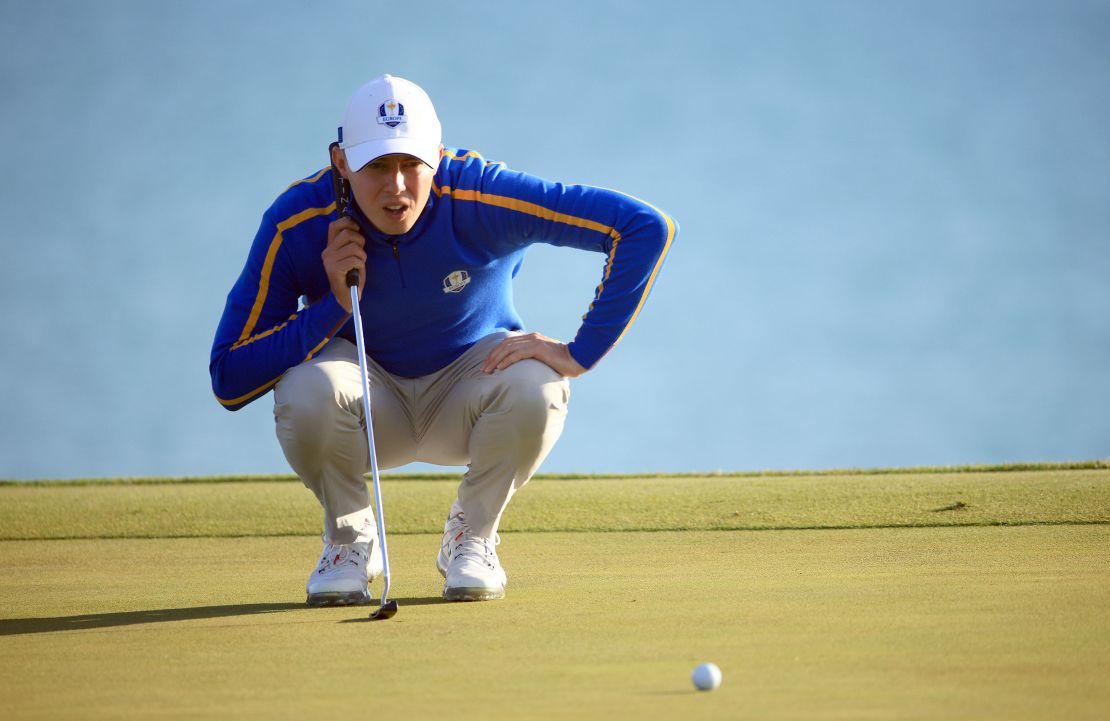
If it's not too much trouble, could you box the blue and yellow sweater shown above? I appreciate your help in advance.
[210,147,677,410]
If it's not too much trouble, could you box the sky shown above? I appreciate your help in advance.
[1,0,1108,479]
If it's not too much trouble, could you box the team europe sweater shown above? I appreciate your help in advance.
[210,147,678,411]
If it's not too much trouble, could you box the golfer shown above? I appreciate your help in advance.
[210,74,677,606]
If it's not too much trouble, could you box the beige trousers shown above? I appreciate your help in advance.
[273,332,570,543]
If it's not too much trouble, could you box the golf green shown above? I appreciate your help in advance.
[1,467,1107,720]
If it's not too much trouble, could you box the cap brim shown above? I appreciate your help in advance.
[343,138,440,172]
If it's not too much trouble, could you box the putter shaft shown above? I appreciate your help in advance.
[348,281,394,615]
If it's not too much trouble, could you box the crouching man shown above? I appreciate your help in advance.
[210,74,678,605]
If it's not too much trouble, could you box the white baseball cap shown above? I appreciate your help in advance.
[338,74,442,171]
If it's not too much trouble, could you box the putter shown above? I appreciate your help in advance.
[331,144,399,620]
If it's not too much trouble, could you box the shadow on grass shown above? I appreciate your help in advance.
[0,602,305,635]
[0,596,442,635]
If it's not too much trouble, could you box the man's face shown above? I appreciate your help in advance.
[342,152,434,235]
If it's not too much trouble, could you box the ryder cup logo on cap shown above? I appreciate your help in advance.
[339,74,442,172]
[377,100,405,128]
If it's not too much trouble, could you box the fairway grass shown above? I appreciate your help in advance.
[1,468,1108,720]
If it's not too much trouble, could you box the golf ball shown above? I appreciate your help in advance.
[692,662,722,691]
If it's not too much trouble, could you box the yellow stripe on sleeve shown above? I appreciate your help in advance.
[442,149,484,162]
[216,314,350,408]
[609,199,677,348]
[285,167,329,191]
[235,203,336,345]
[215,377,283,408]
[431,183,623,319]
[433,185,621,243]
[431,180,674,363]
[231,313,298,351]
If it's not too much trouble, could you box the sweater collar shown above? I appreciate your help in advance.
[350,190,436,246]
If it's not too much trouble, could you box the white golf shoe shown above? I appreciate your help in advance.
[437,512,506,601]
[306,537,384,607]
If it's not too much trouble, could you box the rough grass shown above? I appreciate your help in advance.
[2,459,1106,485]
[0,467,1107,540]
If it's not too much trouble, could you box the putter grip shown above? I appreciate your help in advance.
[345,268,359,287]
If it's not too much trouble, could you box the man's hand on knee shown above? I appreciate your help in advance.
[482,333,587,378]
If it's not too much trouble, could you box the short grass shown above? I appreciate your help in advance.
[1,466,1108,720]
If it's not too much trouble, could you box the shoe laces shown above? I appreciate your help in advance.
[316,543,366,574]
[450,530,501,570]
[441,510,466,556]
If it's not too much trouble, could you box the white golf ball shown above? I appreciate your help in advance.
[691,662,722,691]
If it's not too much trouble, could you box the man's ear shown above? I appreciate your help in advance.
[330,144,350,179]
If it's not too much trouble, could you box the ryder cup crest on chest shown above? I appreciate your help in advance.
[443,270,471,293]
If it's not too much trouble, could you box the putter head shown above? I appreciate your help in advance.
[369,599,399,620]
